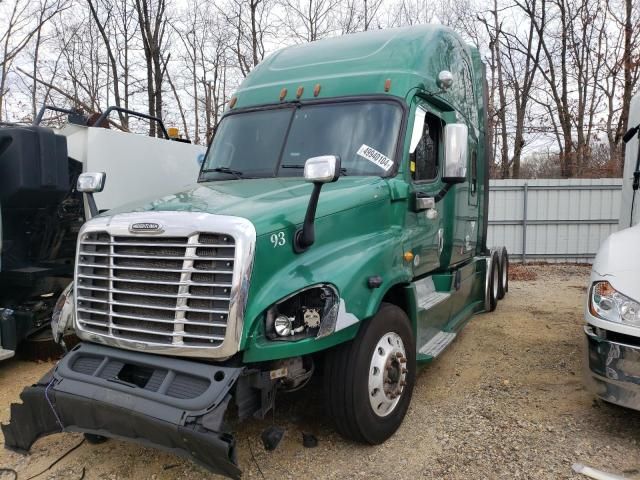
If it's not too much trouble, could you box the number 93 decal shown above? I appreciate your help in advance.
[270,231,286,248]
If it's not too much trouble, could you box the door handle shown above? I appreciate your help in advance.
[415,192,438,219]
[438,228,444,255]
[415,193,435,211]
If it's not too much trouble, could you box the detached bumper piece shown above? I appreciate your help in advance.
[585,325,640,411]
[2,342,244,479]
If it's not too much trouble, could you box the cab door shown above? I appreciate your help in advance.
[404,104,445,277]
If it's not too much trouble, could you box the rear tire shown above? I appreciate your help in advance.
[324,303,415,444]
[487,250,500,312]
[497,247,509,300]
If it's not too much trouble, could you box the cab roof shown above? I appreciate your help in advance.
[232,24,483,123]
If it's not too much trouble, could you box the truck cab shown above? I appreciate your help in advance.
[3,26,508,479]
[584,92,640,409]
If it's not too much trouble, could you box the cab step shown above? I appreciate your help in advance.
[0,349,15,361]
[415,277,451,310]
[418,331,456,358]
[418,291,450,310]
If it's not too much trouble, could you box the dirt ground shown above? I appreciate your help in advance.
[2,264,640,480]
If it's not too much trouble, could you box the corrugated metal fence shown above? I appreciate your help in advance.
[487,179,623,263]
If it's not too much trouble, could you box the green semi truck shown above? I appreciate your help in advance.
[4,25,508,478]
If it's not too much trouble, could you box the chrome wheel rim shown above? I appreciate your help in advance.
[368,332,407,417]
[493,261,499,299]
[502,257,508,289]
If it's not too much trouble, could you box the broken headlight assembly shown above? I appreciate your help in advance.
[51,282,75,349]
[590,281,640,327]
[265,284,339,341]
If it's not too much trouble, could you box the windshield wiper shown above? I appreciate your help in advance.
[281,164,348,176]
[201,166,244,179]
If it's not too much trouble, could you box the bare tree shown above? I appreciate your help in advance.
[222,0,273,77]
[134,0,169,136]
[86,0,128,125]
[502,0,544,178]
[0,0,67,121]
[280,0,341,43]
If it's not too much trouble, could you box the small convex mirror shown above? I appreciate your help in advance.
[443,123,468,183]
[437,70,454,90]
[304,155,341,183]
[77,172,106,193]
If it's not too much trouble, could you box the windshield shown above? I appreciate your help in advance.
[200,101,403,180]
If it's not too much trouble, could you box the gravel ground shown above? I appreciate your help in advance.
[2,264,640,480]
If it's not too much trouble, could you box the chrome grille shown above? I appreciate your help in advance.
[76,231,236,348]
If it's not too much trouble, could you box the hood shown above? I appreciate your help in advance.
[592,224,640,301]
[103,176,390,236]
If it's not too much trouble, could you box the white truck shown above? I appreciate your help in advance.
[0,106,204,360]
[584,92,640,409]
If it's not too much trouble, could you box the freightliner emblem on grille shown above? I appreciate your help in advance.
[129,222,163,233]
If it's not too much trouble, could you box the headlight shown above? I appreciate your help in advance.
[265,285,339,341]
[590,281,640,326]
[51,282,75,347]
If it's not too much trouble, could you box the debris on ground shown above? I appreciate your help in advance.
[572,463,627,480]
[260,426,284,451]
[2,265,640,479]
[509,263,538,281]
[302,433,318,448]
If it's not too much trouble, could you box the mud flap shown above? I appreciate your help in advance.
[2,343,245,479]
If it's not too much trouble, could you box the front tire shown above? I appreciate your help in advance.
[324,303,416,444]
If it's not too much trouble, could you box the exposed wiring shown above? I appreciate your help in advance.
[25,438,85,480]
[44,378,64,431]
[280,361,315,393]
[247,437,266,480]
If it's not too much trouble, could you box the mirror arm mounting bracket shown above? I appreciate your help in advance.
[294,182,323,253]
[84,192,99,218]
[433,183,453,203]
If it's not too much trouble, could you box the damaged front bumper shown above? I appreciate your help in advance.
[2,342,255,479]
[584,324,640,410]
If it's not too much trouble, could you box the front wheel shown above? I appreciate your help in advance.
[324,303,416,444]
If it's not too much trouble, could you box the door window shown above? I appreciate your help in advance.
[411,113,441,182]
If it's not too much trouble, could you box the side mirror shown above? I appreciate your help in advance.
[77,172,106,219]
[77,172,106,193]
[294,155,341,253]
[443,124,468,184]
[304,155,341,183]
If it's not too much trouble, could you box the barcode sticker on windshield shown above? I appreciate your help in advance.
[357,144,393,172]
